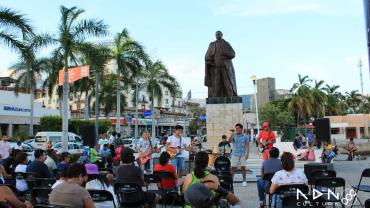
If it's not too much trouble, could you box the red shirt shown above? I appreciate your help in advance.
[153,163,177,188]
[258,130,276,149]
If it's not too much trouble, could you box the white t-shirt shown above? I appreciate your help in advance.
[98,138,109,151]
[15,164,28,191]
[52,179,65,189]
[108,135,115,145]
[86,179,117,208]
[0,140,10,159]
[271,169,308,186]
[167,135,190,158]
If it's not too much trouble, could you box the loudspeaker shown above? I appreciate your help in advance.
[79,125,96,147]
[314,118,331,142]
[304,163,334,184]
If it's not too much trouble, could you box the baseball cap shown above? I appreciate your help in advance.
[184,183,213,208]
[85,163,99,175]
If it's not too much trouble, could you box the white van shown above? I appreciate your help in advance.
[34,131,82,150]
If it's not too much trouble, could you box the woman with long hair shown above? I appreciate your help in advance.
[153,151,177,189]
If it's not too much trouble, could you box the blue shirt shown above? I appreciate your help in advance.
[26,160,52,178]
[306,133,314,144]
[57,163,69,171]
[99,148,111,156]
[231,133,250,157]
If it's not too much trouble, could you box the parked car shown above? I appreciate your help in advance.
[52,142,84,154]
[34,132,82,150]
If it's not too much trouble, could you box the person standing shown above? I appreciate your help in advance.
[99,144,113,169]
[0,133,10,160]
[98,133,109,152]
[165,125,192,178]
[229,123,250,187]
[257,122,276,161]
[138,131,153,173]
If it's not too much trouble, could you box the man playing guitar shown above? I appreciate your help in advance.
[257,122,276,160]
[138,131,159,173]
[165,125,192,178]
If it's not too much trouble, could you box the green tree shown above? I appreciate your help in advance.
[46,6,109,151]
[0,7,33,51]
[323,84,341,116]
[345,90,362,114]
[111,28,147,133]
[310,80,327,118]
[143,60,179,139]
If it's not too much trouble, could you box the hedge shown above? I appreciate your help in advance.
[39,116,112,135]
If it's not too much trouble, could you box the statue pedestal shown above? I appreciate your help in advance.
[205,97,243,148]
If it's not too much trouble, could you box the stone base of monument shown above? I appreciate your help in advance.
[205,96,243,149]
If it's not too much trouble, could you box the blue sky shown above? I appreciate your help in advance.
[1,0,369,98]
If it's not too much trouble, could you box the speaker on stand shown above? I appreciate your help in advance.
[314,118,331,143]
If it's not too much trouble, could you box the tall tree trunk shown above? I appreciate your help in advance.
[151,90,156,140]
[29,81,34,137]
[84,90,89,120]
[116,71,121,133]
[62,59,69,152]
[95,71,100,145]
[134,79,139,139]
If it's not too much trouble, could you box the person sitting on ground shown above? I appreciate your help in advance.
[49,163,96,208]
[153,151,177,189]
[99,144,112,169]
[182,151,242,208]
[292,134,302,151]
[0,186,33,208]
[52,168,68,189]
[26,149,52,178]
[269,152,308,208]
[321,144,335,164]
[45,149,58,174]
[15,152,29,192]
[257,147,282,208]
[346,138,357,161]
[57,152,71,171]
[85,163,117,208]
[115,147,161,208]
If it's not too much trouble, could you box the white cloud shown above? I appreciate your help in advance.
[213,0,361,17]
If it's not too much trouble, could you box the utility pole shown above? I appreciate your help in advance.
[358,59,364,95]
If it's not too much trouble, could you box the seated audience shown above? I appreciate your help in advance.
[269,152,308,208]
[346,138,357,161]
[116,147,160,208]
[0,186,33,208]
[52,168,68,189]
[321,144,335,163]
[45,149,58,173]
[257,147,281,207]
[15,152,29,191]
[0,162,12,184]
[292,134,302,151]
[1,149,21,174]
[99,144,112,169]
[57,152,71,171]
[85,163,117,208]
[182,151,242,208]
[26,149,52,178]
[49,163,95,208]
[153,151,177,189]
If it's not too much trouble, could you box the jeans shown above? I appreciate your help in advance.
[257,178,270,201]
[101,156,112,169]
[170,157,185,172]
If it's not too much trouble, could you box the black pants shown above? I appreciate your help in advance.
[101,156,113,169]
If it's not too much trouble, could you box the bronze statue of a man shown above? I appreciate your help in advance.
[205,31,237,98]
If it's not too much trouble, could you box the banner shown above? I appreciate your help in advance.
[58,65,90,86]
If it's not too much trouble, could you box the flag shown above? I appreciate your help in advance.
[58,65,90,86]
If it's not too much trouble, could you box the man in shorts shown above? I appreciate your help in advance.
[229,123,250,187]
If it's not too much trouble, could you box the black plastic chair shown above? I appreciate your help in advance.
[309,169,336,187]
[315,177,345,207]
[154,171,179,208]
[144,174,161,191]
[31,187,52,205]
[214,156,231,172]
[365,198,370,208]
[261,172,275,208]
[214,172,234,193]
[351,168,370,208]
[282,195,326,208]
[114,182,146,208]
[25,172,40,190]
[88,189,117,208]
[272,184,309,208]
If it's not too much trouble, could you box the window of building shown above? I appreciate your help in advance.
[165,99,169,104]
[178,101,181,107]
[165,91,169,96]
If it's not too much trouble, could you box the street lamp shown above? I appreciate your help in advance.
[183,101,187,137]
[251,75,260,136]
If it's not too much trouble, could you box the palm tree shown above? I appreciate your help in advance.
[288,74,313,126]
[45,6,109,151]
[0,7,33,51]
[111,29,147,133]
[323,84,341,116]
[143,60,179,139]
[360,96,370,114]
[345,90,361,114]
[310,80,327,118]
[9,35,50,136]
